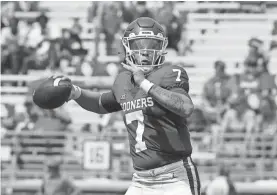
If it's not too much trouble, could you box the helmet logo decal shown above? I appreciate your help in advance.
[129,33,136,37]
[139,31,154,36]
[157,33,164,37]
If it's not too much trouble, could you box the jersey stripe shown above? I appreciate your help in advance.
[183,158,195,195]
[183,157,201,195]
[189,157,201,195]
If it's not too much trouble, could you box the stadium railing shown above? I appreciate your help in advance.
[2,179,277,195]
[188,13,277,21]
[1,130,277,194]
[1,131,276,180]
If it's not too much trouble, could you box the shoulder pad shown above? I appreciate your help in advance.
[160,65,189,92]
[113,71,131,89]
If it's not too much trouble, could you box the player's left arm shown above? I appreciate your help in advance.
[148,85,194,117]
[122,59,194,117]
[147,67,194,117]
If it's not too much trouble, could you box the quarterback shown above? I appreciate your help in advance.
[56,17,200,195]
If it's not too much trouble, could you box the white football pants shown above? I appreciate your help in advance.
[125,157,201,195]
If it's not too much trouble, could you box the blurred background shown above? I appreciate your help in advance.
[1,1,277,195]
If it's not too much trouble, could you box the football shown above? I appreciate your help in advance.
[33,76,72,109]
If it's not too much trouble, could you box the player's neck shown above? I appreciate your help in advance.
[145,66,160,77]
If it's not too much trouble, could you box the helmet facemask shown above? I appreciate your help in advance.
[122,31,168,73]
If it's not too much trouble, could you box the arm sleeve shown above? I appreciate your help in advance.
[100,91,122,113]
[169,87,191,99]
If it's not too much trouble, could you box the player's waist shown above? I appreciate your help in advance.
[134,156,195,178]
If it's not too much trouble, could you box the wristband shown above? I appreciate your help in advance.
[71,85,82,100]
[140,79,154,94]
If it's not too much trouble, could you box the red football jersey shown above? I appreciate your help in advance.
[112,65,192,171]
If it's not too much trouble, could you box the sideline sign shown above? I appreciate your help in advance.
[83,141,110,170]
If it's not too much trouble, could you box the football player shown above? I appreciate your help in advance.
[56,17,200,195]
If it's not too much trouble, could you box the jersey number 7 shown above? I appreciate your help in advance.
[173,69,181,82]
[125,110,147,153]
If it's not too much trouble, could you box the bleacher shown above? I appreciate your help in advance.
[2,130,276,182]
[1,2,277,194]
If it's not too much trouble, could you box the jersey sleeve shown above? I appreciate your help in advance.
[100,91,122,113]
[160,66,189,93]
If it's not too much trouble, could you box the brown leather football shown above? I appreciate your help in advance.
[33,76,72,109]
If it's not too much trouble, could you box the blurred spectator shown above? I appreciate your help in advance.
[35,10,49,35]
[179,39,194,56]
[132,1,154,19]
[74,55,93,76]
[87,1,102,57]
[0,104,9,138]
[244,37,269,71]
[228,37,274,109]
[227,62,261,110]
[14,100,42,132]
[60,29,72,53]
[14,146,24,170]
[1,19,6,29]
[38,157,79,195]
[121,2,136,24]
[47,39,62,71]
[14,1,39,12]
[156,2,182,52]
[75,57,120,77]
[71,18,82,36]
[256,97,277,134]
[254,97,277,160]
[216,94,256,150]
[106,62,120,77]
[1,104,17,131]
[20,23,50,75]
[258,61,277,99]
[205,165,237,195]
[33,105,72,132]
[70,17,83,48]
[101,2,123,55]
[270,20,277,51]
[58,28,85,67]
[1,16,20,74]
[202,60,231,123]
[1,2,16,29]
[87,2,99,23]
